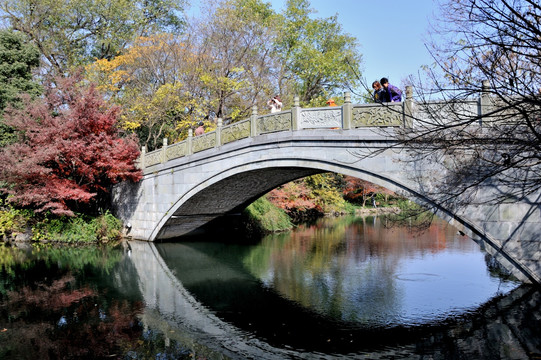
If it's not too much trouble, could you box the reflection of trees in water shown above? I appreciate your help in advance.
[0,245,148,359]
[0,245,202,359]
[1,271,144,359]
[243,216,473,323]
[153,237,541,358]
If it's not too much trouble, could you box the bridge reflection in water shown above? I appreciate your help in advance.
[127,230,541,359]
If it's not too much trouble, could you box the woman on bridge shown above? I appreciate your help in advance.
[267,95,283,113]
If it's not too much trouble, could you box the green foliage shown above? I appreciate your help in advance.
[1,0,187,75]
[32,212,123,244]
[0,201,124,244]
[244,196,292,232]
[0,29,41,146]
[304,173,350,213]
[0,200,33,238]
[275,0,363,104]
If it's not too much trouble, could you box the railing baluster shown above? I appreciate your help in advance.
[250,105,258,137]
[342,92,352,129]
[292,96,300,131]
[187,129,193,155]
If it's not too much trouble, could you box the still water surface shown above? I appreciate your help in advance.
[1,216,540,359]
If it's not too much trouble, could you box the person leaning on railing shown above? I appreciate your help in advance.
[380,77,402,102]
[372,80,388,103]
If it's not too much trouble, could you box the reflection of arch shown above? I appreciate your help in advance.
[128,240,541,359]
[128,240,302,359]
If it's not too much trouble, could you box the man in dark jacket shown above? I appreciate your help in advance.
[380,77,402,102]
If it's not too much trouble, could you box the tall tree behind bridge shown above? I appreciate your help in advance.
[190,0,279,120]
[86,34,208,151]
[0,0,187,75]
[86,0,364,150]
[0,29,41,146]
[399,0,541,215]
[275,0,363,106]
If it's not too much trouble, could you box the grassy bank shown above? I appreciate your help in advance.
[1,203,123,244]
[243,196,292,233]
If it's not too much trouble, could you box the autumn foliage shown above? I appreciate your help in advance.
[342,176,394,207]
[0,75,142,216]
[268,180,323,214]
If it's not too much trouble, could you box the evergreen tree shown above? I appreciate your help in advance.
[0,29,41,146]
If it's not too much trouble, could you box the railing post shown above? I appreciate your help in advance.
[187,129,193,155]
[342,92,352,130]
[404,86,414,128]
[479,79,490,125]
[250,105,258,137]
[216,118,222,147]
[292,95,301,131]
[161,138,168,163]
[140,146,146,169]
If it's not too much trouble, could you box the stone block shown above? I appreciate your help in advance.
[516,224,541,241]
[481,221,515,242]
[500,203,540,222]
[157,184,173,196]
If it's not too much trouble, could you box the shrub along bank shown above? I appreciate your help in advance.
[243,196,292,233]
[1,202,123,245]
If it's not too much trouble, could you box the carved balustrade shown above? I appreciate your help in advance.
[142,89,416,169]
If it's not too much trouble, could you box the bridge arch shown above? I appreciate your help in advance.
[151,157,417,241]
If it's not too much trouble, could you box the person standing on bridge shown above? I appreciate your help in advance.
[372,81,388,103]
[195,121,205,136]
[267,95,283,113]
[326,98,337,106]
[380,77,402,102]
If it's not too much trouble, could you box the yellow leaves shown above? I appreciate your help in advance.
[86,34,189,95]
[86,55,131,93]
[229,108,243,121]
[122,121,141,131]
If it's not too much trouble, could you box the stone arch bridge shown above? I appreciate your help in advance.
[112,90,541,284]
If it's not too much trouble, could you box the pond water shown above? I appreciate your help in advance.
[1,216,540,359]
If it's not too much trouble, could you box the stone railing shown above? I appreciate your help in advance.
[140,88,414,169]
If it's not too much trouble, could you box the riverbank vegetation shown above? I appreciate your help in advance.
[1,201,124,244]
[244,197,293,233]
[244,172,411,233]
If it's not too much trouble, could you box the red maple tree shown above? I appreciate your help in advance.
[342,176,394,207]
[0,75,142,216]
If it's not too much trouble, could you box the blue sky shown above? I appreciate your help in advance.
[268,0,440,90]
